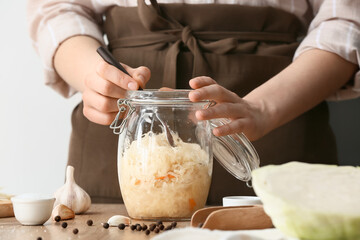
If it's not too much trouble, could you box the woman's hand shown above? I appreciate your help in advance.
[189,77,270,141]
[54,36,151,125]
[189,50,358,142]
[82,60,151,125]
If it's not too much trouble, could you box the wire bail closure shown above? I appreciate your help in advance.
[110,99,135,134]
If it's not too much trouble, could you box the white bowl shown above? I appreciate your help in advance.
[222,196,262,207]
[11,193,55,225]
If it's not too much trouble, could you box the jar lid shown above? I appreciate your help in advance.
[210,118,260,183]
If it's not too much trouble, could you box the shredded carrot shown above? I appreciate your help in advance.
[189,198,196,211]
[155,176,166,180]
[155,174,176,180]
[135,179,141,185]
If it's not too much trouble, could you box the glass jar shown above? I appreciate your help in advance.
[110,90,259,220]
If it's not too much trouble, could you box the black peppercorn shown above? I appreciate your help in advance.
[87,219,93,226]
[154,227,160,233]
[136,224,142,231]
[73,228,79,234]
[145,229,150,235]
[159,224,164,230]
[165,225,173,231]
[61,222,68,228]
[54,215,61,222]
[102,222,109,229]
[171,221,177,228]
[130,225,136,231]
[118,223,126,230]
[141,224,147,231]
[156,220,163,226]
[149,223,156,231]
[37,237,42,240]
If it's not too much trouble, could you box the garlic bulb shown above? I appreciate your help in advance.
[54,165,91,214]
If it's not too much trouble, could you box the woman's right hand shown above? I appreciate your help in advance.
[82,59,151,125]
[53,36,151,125]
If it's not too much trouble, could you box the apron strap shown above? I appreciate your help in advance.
[137,0,213,88]
[149,0,161,13]
[124,0,298,88]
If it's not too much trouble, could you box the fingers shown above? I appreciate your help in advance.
[84,60,151,125]
[159,87,174,91]
[212,119,248,137]
[85,73,126,99]
[211,118,261,142]
[97,61,138,90]
[195,103,248,121]
[196,102,255,138]
[122,64,151,89]
[203,103,266,141]
[83,105,118,125]
[189,82,241,103]
[83,65,123,125]
[97,59,151,90]
[82,89,119,125]
[82,90,119,113]
[189,76,217,89]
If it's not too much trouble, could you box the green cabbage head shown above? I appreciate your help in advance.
[252,162,360,240]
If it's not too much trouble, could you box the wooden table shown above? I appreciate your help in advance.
[0,204,190,240]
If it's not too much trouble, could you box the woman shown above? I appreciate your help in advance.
[27,0,359,204]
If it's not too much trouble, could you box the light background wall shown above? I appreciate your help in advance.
[0,1,359,197]
[0,1,81,196]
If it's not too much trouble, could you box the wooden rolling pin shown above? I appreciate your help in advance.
[0,199,14,218]
[191,205,273,230]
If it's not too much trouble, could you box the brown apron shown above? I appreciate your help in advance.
[68,0,338,204]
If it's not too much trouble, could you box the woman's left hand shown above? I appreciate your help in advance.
[189,77,270,141]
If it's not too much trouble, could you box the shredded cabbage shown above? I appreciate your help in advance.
[119,132,212,219]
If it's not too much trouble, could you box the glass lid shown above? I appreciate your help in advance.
[210,118,260,183]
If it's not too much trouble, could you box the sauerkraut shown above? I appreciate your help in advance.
[118,132,212,220]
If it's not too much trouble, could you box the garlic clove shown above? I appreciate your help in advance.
[51,204,75,221]
[107,215,132,226]
[54,166,91,214]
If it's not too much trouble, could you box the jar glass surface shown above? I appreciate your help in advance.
[117,90,213,220]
